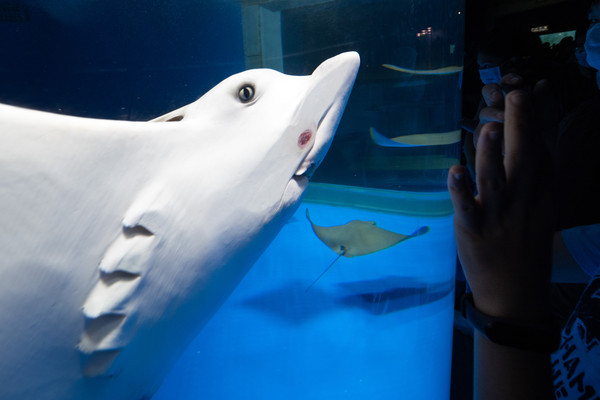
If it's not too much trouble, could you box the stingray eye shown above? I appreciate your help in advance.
[238,84,255,103]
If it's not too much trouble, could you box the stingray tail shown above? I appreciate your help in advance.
[305,251,345,292]
[409,226,430,238]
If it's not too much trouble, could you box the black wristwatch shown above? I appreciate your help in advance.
[460,292,561,353]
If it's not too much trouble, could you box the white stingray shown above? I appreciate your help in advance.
[0,52,360,400]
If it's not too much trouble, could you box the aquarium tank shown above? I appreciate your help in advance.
[0,0,464,398]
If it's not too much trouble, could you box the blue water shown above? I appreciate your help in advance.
[154,198,456,399]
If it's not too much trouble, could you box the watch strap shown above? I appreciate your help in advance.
[460,292,561,353]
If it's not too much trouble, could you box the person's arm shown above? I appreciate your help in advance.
[448,89,555,399]
[473,335,553,399]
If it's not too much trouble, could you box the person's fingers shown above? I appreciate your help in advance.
[478,106,505,125]
[448,165,479,231]
[473,124,481,148]
[475,122,507,219]
[498,73,524,94]
[481,83,504,108]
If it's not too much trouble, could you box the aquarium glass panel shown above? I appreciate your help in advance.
[0,0,463,398]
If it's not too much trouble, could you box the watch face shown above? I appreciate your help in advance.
[552,277,600,398]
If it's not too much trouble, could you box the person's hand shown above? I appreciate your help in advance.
[448,89,555,321]
[471,73,560,153]
[472,74,525,147]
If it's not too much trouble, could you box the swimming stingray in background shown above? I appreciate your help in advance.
[369,126,461,147]
[305,210,430,290]
[0,52,359,400]
[382,63,463,75]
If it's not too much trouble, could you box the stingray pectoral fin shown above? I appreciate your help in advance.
[391,226,430,247]
[305,208,313,225]
[306,209,349,254]
[370,127,461,147]
[349,224,430,256]
[410,226,430,238]
[382,63,463,75]
[370,127,423,148]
